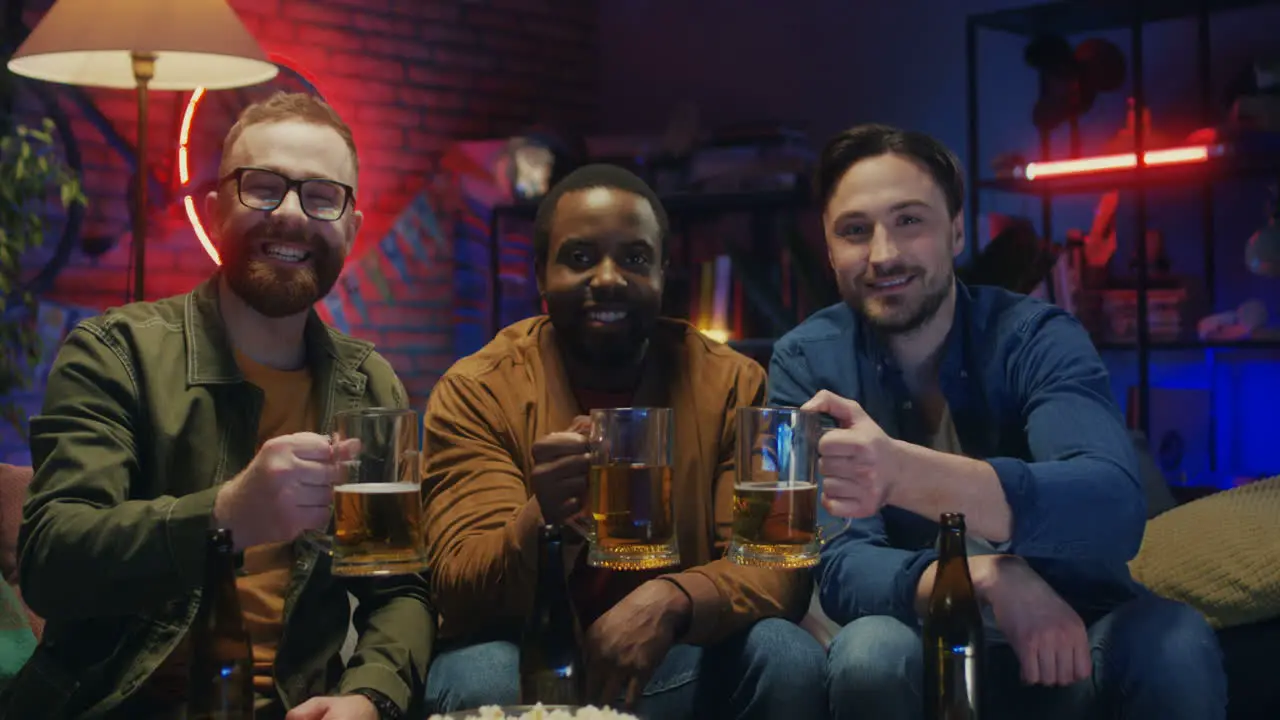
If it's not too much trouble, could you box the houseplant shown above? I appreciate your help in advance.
[0,118,86,435]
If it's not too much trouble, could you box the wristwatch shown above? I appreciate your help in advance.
[349,688,403,720]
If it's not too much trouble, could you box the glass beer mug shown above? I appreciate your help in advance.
[580,407,680,570]
[309,407,428,577]
[728,406,842,569]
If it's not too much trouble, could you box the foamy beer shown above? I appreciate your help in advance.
[328,408,427,577]
[584,407,679,570]
[728,407,823,569]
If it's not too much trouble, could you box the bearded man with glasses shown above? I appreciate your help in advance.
[5,92,432,720]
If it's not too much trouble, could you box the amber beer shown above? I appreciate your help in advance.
[333,481,427,576]
[326,408,426,577]
[186,528,253,720]
[587,462,677,569]
[923,512,984,720]
[728,407,824,568]
[586,407,679,570]
[520,524,586,705]
[730,481,819,568]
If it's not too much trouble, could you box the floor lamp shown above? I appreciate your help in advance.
[6,0,278,303]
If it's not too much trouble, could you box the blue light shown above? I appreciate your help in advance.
[1102,349,1280,487]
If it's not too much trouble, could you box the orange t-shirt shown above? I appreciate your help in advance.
[233,349,318,703]
[136,350,317,712]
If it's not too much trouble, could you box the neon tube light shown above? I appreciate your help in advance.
[1019,144,1224,180]
[178,87,221,265]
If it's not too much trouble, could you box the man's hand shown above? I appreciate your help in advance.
[530,416,591,526]
[585,579,691,708]
[284,694,378,720]
[213,432,361,550]
[802,390,901,519]
[976,555,1092,687]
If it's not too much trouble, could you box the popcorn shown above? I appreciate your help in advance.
[428,703,641,720]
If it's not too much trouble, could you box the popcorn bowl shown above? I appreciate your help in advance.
[429,704,640,720]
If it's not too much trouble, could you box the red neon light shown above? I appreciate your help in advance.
[1020,144,1223,180]
[179,87,221,265]
[179,54,327,266]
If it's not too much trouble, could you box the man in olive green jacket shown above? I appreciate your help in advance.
[4,93,432,720]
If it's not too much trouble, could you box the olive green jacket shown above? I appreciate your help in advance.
[6,277,433,719]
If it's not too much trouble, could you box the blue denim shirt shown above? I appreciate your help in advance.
[768,283,1147,627]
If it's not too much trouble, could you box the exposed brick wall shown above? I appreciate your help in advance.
[2,0,600,461]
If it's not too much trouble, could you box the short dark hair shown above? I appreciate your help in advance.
[815,124,965,218]
[533,163,670,269]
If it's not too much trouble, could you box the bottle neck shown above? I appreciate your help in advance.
[938,527,968,563]
[537,537,567,590]
[202,540,241,621]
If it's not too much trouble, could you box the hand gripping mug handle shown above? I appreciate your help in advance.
[813,423,851,547]
[299,431,345,556]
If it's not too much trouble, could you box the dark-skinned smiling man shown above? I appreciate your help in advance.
[419,164,827,720]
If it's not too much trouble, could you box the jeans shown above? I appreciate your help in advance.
[826,593,1226,720]
[425,618,829,720]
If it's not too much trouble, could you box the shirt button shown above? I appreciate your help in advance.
[903,401,913,410]
[960,370,969,379]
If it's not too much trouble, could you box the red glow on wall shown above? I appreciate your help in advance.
[1019,144,1224,180]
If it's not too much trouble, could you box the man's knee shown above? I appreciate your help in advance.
[828,615,922,696]
[1111,595,1223,681]
[739,618,826,686]
[425,640,520,712]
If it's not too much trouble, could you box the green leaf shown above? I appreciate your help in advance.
[0,116,85,403]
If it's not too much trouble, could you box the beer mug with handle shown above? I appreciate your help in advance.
[304,407,428,577]
[579,407,680,570]
[728,406,846,569]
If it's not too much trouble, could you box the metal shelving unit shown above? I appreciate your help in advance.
[966,0,1280,444]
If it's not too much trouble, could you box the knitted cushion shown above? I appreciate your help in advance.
[1129,476,1280,630]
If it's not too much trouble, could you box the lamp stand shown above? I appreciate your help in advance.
[130,51,155,304]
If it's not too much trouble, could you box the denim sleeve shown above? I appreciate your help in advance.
[817,517,938,626]
[765,342,813,408]
[992,311,1146,564]
[769,342,936,624]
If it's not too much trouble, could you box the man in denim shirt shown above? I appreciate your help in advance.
[769,124,1226,720]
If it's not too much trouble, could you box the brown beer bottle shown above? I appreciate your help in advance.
[520,524,586,705]
[186,528,254,719]
[923,512,983,720]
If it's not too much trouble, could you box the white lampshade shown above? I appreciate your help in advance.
[7,0,278,90]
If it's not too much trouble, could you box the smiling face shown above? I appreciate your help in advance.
[538,186,664,366]
[823,152,964,334]
[207,119,362,318]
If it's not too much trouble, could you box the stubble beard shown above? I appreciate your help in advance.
[220,223,343,319]
[846,265,955,336]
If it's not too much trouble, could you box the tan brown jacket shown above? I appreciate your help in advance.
[422,316,810,645]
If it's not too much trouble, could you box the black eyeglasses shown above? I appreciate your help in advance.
[220,167,355,221]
